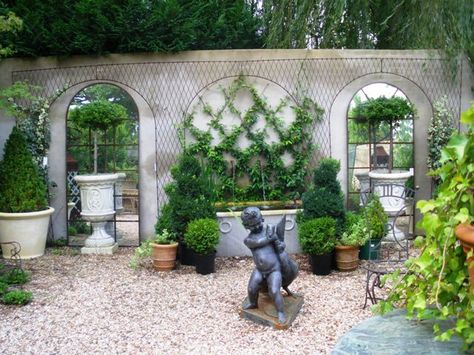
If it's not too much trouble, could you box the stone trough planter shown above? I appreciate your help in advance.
[216,209,301,257]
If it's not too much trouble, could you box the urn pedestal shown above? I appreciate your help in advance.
[74,173,119,255]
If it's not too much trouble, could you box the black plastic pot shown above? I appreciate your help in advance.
[194,251,216,275]
[309,252,332,275]
[179,243,195,266]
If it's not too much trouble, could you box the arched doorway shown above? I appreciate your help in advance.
[66,84,140,246]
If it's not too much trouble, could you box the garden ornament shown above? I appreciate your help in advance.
[241,207,298,324]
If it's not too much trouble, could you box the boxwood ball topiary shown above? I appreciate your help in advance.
[298,217,336,255]
[184,218,220,255]
[0,127,48,213]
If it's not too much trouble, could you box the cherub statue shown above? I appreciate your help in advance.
[241,206,298,324]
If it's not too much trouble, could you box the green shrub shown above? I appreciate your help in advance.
[363,195,387,239]
[339,220,369,247]
[344,211,361,232]
[165,153,215,238]
[312,158,341,194]
[0,269,30,285]
[67,225,78,236]
[0,127,48,212]
[351,96,414,122]
[0,281,8,295]
[2,290,33,305]
[298,217,336,255]
[153,229,176,245]
[155,203,173,234]
[184,218,220,255]
[301,158,346,235]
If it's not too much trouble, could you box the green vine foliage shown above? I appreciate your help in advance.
[180,75,323,202]
[427,96,455,174]
[376,103,474,350]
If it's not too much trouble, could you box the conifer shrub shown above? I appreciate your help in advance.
[301,158,346,235]
[0,127,48,212]
[184,218,220,255]
[164,153,215,238]
[298,217,336,255]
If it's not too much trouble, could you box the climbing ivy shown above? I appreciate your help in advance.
[179,75,323,202]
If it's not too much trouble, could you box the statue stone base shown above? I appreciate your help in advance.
[241,292,304,329]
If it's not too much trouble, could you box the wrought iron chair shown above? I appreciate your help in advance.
[361,183,416,308]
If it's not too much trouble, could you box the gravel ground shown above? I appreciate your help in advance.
[0,249,373,355]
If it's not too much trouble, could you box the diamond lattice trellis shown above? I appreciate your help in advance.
[12,54,463,215]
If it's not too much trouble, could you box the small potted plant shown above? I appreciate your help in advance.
[336,219,369,271]
[298,217,337,275]
[359,196,388,260]
[130,229,178,271]
[184,218,220,275]
[0,127,54,259]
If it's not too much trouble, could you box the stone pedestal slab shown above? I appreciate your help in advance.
[241,293,303,330]
[81,243,118,255]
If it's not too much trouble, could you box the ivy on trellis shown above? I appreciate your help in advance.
[179,75,323,202]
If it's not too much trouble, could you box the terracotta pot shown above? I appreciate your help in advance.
[151,242,178,271]
[335,245,360,271]
[455,223,474,290]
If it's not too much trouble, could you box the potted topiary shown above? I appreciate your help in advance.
[184,218,220,275]
[0,127,54,259]
[359,195,388,260]
[336,219,369,271]
[298,217,337,275]
[300,158,346,235]
[163,153,215,265]
[68,100,128,254]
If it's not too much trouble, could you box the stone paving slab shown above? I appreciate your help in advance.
[332,310,464,354]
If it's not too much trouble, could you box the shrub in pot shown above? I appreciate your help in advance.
[359,196,388,260]
[184,218,220,275]
[298,217,336,275]
[336,219,369,271]
[164,153,215,265]
[301,158,346,235]
[0,127,54,259]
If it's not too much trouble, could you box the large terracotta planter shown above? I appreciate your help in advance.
[455,223,474,291]
[335,245,360,271]
[151,242,178,271]
[0,207,55,259]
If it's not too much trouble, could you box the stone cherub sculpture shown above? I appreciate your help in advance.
[241,206,298,324]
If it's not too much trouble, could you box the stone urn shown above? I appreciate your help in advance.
[368,169,413,241]
[74,173,119,254]
[455,223,474,291]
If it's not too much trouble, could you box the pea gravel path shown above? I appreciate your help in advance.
[0,248,373,354]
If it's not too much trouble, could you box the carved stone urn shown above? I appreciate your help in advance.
[455,223,474,291]
[74,173,119,254]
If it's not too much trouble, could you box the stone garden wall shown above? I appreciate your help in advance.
[0,49,472,243]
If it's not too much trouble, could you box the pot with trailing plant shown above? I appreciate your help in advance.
[184,218,220,275]
[335,219,369,271]
[298,217,337,275]
[0,127,54,259]
[69,100,127,254]
[358,196,387,260]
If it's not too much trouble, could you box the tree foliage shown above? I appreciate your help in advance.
[0,0,262,56]
[261,0,473,69]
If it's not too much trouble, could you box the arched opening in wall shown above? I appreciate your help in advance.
[347,83,415,210]
[66,84,140,247]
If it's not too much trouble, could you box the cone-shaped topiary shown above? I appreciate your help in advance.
[164,153,215,238]
[301,158,346,235]
[0,127,48,213]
